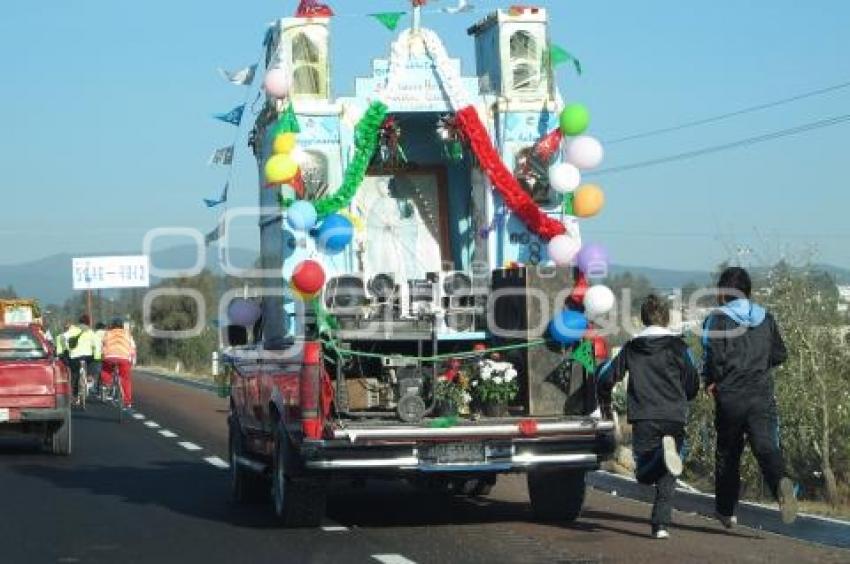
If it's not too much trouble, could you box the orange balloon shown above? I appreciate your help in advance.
[273,132,297,155]
[573,184,605,218]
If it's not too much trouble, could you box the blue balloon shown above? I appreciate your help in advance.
[317,213,354,254]
[286,200,318,232]
[548,309,588,346]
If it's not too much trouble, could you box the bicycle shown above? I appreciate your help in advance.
[100,360,125,423]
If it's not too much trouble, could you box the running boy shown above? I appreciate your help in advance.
[702,267,796,527]
[598,294,699,539]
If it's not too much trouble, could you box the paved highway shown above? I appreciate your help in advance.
[1,371,848,564]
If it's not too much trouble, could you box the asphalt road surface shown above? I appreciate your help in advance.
[1,371,848,564]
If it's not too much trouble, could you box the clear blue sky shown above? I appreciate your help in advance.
[1,0,848,271]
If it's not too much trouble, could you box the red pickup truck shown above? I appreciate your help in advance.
[0,323,72,455]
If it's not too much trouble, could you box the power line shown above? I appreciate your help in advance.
[591,113,850,176]
[606,79,850,144]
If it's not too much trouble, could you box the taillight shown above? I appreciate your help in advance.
[300,342,322,439]
[54,363,70,396]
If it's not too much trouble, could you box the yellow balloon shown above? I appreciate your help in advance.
[573,184,605,218]
[264,154,299,184]
[273,132,297,155]
[339,211,364,232]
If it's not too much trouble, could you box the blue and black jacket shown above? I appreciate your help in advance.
[597,327,700,424]
[701,299,787,397]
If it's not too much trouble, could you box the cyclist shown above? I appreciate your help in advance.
[91,322,107,393]
[66,315,95,404]
[102,318,135,410]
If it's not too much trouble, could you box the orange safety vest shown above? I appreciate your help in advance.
[102,329,132,360]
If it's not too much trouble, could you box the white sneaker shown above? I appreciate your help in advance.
[662,435,683,477]
[652,525,670,539]
[715,512,737,529]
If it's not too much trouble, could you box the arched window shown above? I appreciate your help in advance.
[293,66,322,97]
[292,33,320,64]
[509,31,541,92]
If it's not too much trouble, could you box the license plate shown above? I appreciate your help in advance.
[422,442,485,464]
[0,408,9,422]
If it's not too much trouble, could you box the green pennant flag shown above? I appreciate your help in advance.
[571,340,596,374]
[371,11,406,31]
[562,192,575,216]
[547,43,583,76]
[274,102,301,135]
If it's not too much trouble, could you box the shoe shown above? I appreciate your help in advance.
[778,477,798,525]
[651,525,670,539]
[715,512,737,529]
[662,435,683,477]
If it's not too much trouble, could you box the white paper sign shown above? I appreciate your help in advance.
[72,256,150,290]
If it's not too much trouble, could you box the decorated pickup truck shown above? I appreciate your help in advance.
[220,3,617,527]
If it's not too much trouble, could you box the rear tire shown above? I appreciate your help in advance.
[228,417,266,503]
[51,410,72,456]
[528,468,586,522]
[271,423,327,527]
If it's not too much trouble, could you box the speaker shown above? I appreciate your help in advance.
[489,267,594,416]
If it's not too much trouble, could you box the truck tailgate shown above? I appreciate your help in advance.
[0,361,56,405]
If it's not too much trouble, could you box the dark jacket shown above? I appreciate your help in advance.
[597,327,700,423]
[701,299,787,399]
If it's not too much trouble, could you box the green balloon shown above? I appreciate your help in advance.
[560,104,590,136]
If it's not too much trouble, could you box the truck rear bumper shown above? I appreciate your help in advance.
[302,419,615,473]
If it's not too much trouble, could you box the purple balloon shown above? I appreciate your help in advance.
[228,298,262,326]
[577,243,610,279]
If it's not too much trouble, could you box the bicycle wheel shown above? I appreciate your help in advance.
[77,366,87,411]
[117,380,125,423]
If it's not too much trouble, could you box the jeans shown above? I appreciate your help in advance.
[102,358,133,407]
[632,420,685,527]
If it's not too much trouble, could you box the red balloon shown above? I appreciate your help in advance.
[292,260,326,296]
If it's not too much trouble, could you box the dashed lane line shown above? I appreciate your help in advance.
[143,421,160,428]
[132,413,145,420]
[158,430,178,438]
[178,441,203,451]
[372,555,417,564]
[204,456,230,469]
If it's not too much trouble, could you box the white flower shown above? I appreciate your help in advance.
[493,376,503,385]
[481,368,492,380]
[505,368,517,381]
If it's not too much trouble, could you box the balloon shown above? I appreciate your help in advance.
[265,154,299,184]
[316,213,354,254]
[583,285,616,317]
[286,200,318,232]
[264,68,291,99]
[291,259,326,296]
[548,163,581,194]
[548,309,588,346]
[273,132,297,155]
[577,243,610,279]
[560,104,590,136]
[547,234,581,266]
[227,298,262,326]
[573,184,605,217]
[565,136,604,170]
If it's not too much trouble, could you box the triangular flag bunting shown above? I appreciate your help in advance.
[371,12,406,31]
[546,44,582,76]
[208,146,234,166]
[214,104,246,126]
[274,103,301,135]
[218,65,257,86]
[203,182,229,208]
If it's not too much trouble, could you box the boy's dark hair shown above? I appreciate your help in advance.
[95,322,106,330]
[717,266,752,303]
[640,294,670,327]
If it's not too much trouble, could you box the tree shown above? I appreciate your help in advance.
[0,285,17,299]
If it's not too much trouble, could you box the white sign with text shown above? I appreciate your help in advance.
[72,255,150,290]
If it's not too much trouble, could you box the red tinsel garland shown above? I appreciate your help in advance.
[455,106,566,241]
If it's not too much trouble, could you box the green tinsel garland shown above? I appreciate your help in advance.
[313,101,388,218]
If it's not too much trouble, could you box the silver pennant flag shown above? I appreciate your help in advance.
[218,64,257,86]
[208,146,234,166]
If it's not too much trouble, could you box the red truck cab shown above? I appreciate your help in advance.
[0,322,72,455]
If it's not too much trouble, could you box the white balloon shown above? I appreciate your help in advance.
[264,68,290,99]
[548,163,582,194]
[547,234,582,266]
[584,285,616,318]
[566,136,604,170]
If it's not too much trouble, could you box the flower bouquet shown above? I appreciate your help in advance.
[471,359,519,417]
[433,359,472,417]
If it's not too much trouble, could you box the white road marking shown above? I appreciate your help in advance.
[143,421,160,428]
[178,441,202,451]
[158,430,177,438]
[132,413,145,420]
[321,524,349,532]
[204,456,230,469]
[372,555,417,564]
